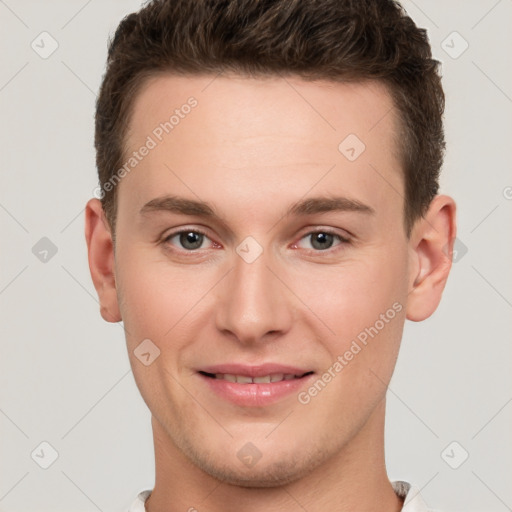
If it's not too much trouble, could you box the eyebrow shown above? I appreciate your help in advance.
[139,194,375,219]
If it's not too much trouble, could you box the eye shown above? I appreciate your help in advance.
[295,230,350,252]
[163,229,215,251]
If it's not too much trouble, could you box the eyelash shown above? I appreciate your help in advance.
[162,227,351,255]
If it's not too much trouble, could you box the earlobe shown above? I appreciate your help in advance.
[406,195,457,322]
[84,198,122,323]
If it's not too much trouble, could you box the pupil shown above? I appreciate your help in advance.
[181,232,203,250]
[311,233,333,250]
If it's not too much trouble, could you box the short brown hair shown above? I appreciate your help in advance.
[95,0,445,237]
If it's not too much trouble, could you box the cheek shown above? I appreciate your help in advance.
[115,251,204,414]
[290,249,408,342]
[116,249,205,342]
[333,254,408,390]
[292,248,409,412]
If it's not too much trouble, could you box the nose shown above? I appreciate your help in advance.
[214,246,293,345]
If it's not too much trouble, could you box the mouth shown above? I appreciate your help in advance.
[198,370,314,384]
[196,366,316,406]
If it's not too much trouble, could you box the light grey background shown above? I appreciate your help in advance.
[1,1,511,511]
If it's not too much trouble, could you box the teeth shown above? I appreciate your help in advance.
[253,375,271,383]
[212,373,300,383]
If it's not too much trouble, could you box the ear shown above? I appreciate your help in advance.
[84,198,121,323]
[406,194,457,322]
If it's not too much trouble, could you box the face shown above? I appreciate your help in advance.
[110,74,414,486]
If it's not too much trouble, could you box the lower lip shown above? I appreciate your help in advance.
[198,373,315,407]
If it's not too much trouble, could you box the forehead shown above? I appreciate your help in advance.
[127,73,398,157]
[120,73,402,224]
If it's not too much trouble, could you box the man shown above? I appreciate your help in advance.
[85,0,456,510]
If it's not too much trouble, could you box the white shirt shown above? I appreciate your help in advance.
[128,481,438,511]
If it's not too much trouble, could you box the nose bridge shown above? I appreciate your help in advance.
[215,244,292,343]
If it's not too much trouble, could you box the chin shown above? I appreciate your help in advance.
[180,436,330,488]
[198,458,313,488]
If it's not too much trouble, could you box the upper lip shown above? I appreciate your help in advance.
[198,363,313,377]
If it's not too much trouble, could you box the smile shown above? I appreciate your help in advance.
[197,369,316,406]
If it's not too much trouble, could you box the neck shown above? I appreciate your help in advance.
[145,399,403,512]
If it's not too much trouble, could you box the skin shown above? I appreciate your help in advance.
[85,74,456,512]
